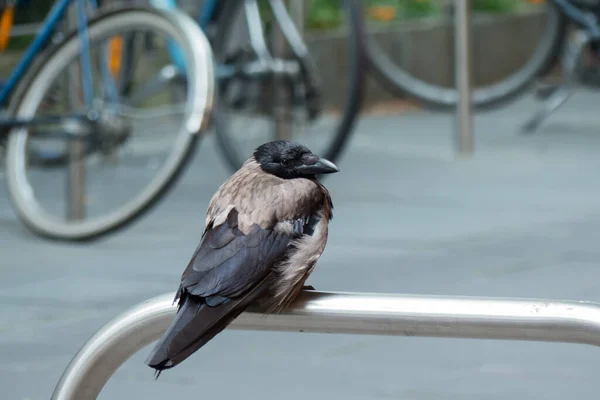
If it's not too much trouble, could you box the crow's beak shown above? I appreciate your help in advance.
[296,156,340,175]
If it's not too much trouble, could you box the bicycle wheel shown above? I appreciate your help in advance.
[212,0,366,173]
[25,3,139,168]
[365,1,566,110]
[4,4,214,241]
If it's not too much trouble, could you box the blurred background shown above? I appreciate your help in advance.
[2,0,600,399]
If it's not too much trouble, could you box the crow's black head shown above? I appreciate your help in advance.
[253,140,339,180]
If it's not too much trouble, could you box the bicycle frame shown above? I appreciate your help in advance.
[0,0,72,107]
[552,0,600,39]
[0,0,317,137]
[148,0,236,79]
[153,0,316,82]
[148,0,217,75]
[0,0,113,134]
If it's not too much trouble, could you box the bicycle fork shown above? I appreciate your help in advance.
[241,0,322,139]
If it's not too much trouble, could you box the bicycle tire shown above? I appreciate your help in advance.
[366,2,567,110]
[24,3,139,168]
[25,35,143,169]
[4,4,214,241]
[212,0,367,173]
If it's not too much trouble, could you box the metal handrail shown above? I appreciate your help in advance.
[52,290,600,400]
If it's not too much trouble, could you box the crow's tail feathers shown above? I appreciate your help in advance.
[145,277,272,377]
[145,295,207,374]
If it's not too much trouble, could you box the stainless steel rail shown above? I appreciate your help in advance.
[52,290,600,399]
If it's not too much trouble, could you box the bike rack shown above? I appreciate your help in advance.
[51,289,600,399]
[454,0,474,157]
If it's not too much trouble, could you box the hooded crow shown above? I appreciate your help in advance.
[145,140,339,376]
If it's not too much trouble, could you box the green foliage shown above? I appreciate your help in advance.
[400,0,440,19]
[306,0,343,30]
[305,0,520,30]
[472,0,519,13]
[12,0,54,24]
[0,0,57,50]
[5,34,35,51]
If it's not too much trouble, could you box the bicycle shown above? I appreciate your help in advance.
[0,0,215,241]
[123,0,367,173]
[365,0,600,131]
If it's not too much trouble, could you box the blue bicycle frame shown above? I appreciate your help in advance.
[551,0,600,40]
[0,0,123,131]
[149,0,187,71]
[0,0,97,106]
[151,0,233,80]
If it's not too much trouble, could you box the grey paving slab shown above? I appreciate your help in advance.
[2,90,600,399]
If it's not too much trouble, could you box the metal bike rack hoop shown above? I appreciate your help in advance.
[51,290,600,399]
[454,0,474,156]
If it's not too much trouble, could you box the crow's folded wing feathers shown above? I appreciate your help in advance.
[178,208,295,303]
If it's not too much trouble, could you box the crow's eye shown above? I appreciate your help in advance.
[280,159,290,166]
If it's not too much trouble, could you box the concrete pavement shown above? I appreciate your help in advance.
[2,90,600,399]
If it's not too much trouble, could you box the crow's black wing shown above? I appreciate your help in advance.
[180,208,293,302]
[145,208,296,373]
